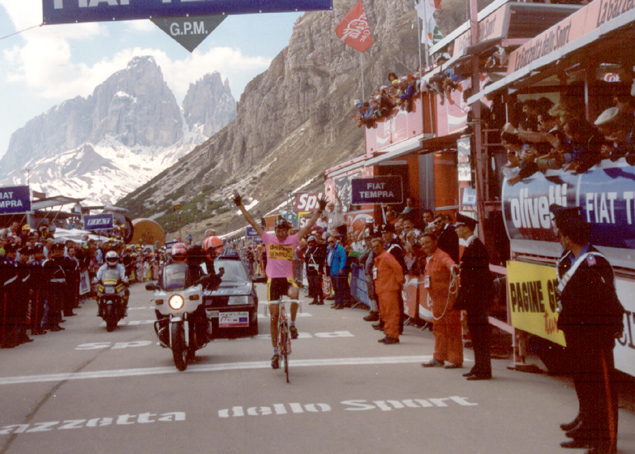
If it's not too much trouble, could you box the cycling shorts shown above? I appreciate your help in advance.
[267,277,298,302]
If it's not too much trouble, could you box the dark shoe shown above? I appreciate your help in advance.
[309,300,318,305]
[422,359,444,368]
[289,326,298,340]
[330,303,338,308]
[271,354,280,370]
[65,312,76,317]
[561,415,582,431]
[463,371,475,377]
[466,374,492,381]
[334,304,344,310]
[372,323,384,331]
[444,362,462,369]
[316,301,324,305]
[381,336,399,344]
[561,439,591,449]
[363,311,379,322]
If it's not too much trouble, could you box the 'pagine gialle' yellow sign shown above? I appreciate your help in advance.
[507,261,566,347]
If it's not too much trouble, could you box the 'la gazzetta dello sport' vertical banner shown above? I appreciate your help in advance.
[0,186,31,215]
[501,160,635,376]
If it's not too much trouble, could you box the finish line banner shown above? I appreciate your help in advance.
[351,176,403,205]
[507,261,566,347]
[43,0,333,25]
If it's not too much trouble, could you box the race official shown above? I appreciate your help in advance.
[419,233,462,368]
[371,237,404,344]
[551,205,624,454]
[453,214,494,380]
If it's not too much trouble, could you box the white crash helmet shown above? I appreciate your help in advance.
[106,251,119,267]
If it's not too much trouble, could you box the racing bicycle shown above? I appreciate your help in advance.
[266,298,300,383]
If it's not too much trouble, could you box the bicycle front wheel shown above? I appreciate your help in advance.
[282,334,289,383]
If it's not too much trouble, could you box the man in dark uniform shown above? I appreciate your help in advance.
[28,245,47,335]
[453,213,494,380]
[433,214,459,264]
[0,244,18,347]
[43,243,67,332]
[305,236,326,305]
[551,205,624,454]
[15,246,34,344]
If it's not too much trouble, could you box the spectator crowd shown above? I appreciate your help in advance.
[0,221,163,348]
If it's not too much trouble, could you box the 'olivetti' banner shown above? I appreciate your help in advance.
[502,162,635,267]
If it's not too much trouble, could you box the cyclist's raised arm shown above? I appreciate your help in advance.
[232,190,264,237]
[297,196,328,240]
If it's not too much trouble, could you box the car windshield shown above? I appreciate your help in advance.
[214,259,249,282]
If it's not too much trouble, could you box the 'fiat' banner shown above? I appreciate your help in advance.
[0,186,30,214]
[351,176,403,205]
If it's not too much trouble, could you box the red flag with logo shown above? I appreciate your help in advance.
[335,0,374,53]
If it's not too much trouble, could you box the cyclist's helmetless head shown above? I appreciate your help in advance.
[274,219,291,241]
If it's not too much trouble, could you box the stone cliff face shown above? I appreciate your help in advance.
[118,0,427,237]
[87,56,183,148]
[183,72,236,138]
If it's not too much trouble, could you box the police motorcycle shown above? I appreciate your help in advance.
[94,251,129,332]
[146,244,222,371]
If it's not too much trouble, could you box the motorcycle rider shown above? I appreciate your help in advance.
[95,251,129,316]
[203,229,224,260]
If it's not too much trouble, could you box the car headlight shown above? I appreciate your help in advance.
[169,294,185,310]
[227,295,249,306]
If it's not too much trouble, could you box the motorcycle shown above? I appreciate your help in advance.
[96,269,128,332]
[146,262,221,371]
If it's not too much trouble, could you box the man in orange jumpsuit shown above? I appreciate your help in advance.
[419,233,462,369]
[371,238,404,344]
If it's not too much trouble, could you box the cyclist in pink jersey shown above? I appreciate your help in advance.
[233,190,327,369]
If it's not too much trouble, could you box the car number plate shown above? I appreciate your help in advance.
[218,312,249,328]
[105,288,115,294]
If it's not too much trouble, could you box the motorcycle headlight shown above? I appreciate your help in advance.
[227,295,250,306]
[168,294,185,310]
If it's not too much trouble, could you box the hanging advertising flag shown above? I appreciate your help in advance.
[415,0,442,46]
[334,0,374,53]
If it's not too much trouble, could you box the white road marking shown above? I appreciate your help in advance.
[0,356,461,386]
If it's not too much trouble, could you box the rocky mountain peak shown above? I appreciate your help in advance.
[0,56,237,205]
[182,72,236,137]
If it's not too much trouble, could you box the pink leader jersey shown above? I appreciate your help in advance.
[261,232,300,278]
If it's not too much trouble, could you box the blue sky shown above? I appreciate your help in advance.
[0,0,303,158]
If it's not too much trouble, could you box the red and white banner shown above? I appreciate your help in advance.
[335,0,374,53]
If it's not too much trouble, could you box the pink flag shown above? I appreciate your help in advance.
[335,0,374,53]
